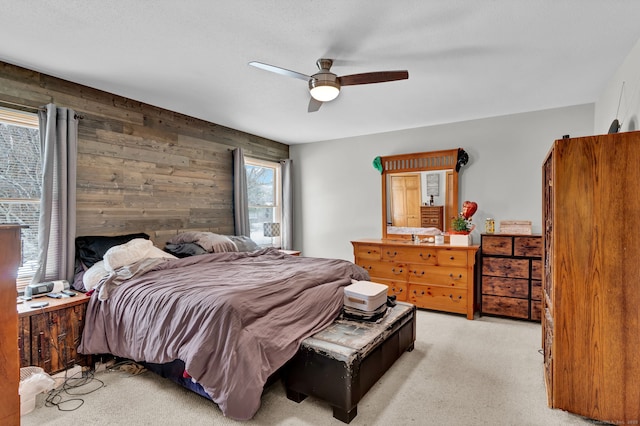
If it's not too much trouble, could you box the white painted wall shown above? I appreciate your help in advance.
[595,37,640,134]
[291,104,594,260]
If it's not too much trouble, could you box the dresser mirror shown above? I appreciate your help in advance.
[381,148,467,239]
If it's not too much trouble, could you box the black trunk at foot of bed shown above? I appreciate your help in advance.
[283,302,416,423]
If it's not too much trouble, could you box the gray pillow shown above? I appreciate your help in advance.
[227,235,260,252]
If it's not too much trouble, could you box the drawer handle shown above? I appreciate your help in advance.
[392,287,404,294]
[412,270,425,277]
[387,251,398,258]
[449,294,463,302]
[391,267,403,275]
[449,273,463,280]
[367,250,372,255]
[449,256,455,260]
[412,289,425,296]
[419,252,432,259]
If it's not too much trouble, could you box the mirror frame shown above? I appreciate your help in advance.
[381,148,462,239]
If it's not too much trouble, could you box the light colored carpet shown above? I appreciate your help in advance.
[21,310,593,426]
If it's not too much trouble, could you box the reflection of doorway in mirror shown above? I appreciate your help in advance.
[426,173,439,206]
[390,174,421,227]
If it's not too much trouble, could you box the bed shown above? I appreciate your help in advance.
[75,232,369,420]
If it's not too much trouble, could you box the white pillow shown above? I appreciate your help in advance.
[103,238,177,271]
[104,238,153,271]
[83,260,109,291]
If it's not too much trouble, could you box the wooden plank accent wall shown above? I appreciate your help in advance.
[0,61,288,245]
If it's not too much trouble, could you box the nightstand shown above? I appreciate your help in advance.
[279,250,301,256]
[18,294,91,374]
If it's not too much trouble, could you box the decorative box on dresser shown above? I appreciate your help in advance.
[420,206,443,230]
[0,225,22,426]
[542,131,640,424]
[18,296,90,375]
[480,233,542,321]
[352,239,478,319]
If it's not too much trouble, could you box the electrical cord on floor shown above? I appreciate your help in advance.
[36,307,105,412]
[45,368,105,411]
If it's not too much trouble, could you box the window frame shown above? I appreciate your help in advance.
[244,157,282,247]
[0,107,41,292]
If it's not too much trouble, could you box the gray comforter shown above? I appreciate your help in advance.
[78,248,368,420]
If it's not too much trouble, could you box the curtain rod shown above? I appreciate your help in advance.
[0,99,44,112]
[0,99,84,119]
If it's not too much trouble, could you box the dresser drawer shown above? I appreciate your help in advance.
[481,235,513,256]
[408,284,467,315]
[436,249,469,267]
[381,246,438,265]
[408,264,467,289]
[514,237,542,257]
[360,261,408,281]
[375,278,408,302]
[354,244,382,260]
[531,259,542,280]
[531,280,542,301]
[482,276,528,298]
[482,257,529,279]
[482,295,529,319]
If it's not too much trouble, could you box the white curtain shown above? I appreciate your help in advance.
[33,104,78,283]
[280,159,293,250]
[233,148,250,236]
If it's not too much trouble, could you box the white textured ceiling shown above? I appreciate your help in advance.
[2,1,640,144]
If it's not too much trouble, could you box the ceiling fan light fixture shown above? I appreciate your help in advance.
[309,84,340,102]
[309,74,340,102]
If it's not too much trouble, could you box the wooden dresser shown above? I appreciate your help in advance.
[0,225,22,426]
[480,233,542,321]
[420,206,443,230]
[352,239,478,319]
[542,132,640,423]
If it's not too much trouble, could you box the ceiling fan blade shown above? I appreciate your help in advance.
[248,61,310,81]
[338,70,408,86]
[308,97,323,113]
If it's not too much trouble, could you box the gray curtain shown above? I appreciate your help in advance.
[281,159,293,250]
[233,148,250,236]
[33,104,78,283]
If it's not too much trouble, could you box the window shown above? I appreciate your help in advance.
[245,158,282,247]
[0,107,41,291]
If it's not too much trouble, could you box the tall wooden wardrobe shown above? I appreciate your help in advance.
[0,225,22,425]
[542,131,640,424]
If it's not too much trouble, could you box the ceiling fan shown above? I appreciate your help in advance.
[248,58,409,112]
